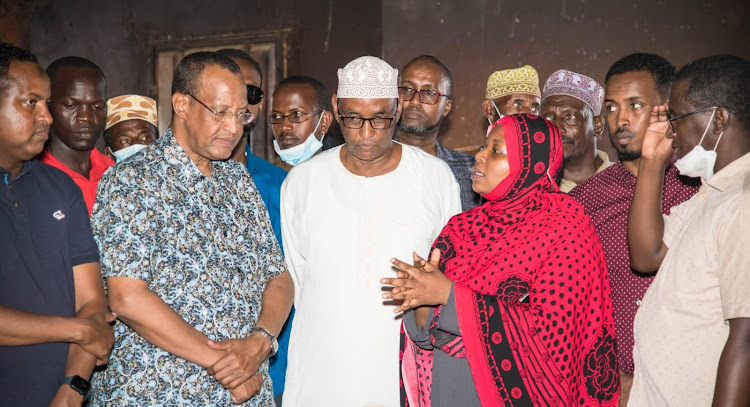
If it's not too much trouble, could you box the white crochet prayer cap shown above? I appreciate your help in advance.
[336,56,399,99]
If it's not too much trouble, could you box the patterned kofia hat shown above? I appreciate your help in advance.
[542,69,605,114]
[106,95,158,130]
[485,65,541,100]
[337,56,398,99]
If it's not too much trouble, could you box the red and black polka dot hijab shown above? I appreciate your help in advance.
[482,113,563,203]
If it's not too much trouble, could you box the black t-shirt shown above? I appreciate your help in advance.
[0,160,99,406]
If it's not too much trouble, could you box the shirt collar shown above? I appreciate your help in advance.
[244,143,260,175]
[595,150,612,173]
[0,161,32,184]
[159,128,217,179]
[435,138,448,157]
[705,151,750,192]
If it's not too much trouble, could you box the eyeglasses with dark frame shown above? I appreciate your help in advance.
[666,106,736,134]
[247,85,264,105]
[337,109,398,130]
[398,86,448,105]
[268,110,323,125]
[187,93,254,125]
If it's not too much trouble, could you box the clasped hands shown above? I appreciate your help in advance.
[206,331,271,404]
[381,249,453,314]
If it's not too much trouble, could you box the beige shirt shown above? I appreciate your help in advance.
[629,152,750,406]
[559,149,612,193]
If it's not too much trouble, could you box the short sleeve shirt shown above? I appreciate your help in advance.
[37,148,115,215]
[630,152,750,406]
[568,162,700,374]
[0,160,99,406]
[88,129,284,406]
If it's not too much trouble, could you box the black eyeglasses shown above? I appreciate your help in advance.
[337,109,397,130]
[398,86,448,105]
[247,85,264,105]
[187,93,254,125]
[268,110,323,125]
[666,106,736,134]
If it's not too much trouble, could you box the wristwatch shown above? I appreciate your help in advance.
[251,326,279,357]
[61,375,91,397]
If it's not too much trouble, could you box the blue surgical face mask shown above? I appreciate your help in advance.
[111,143,148,163]
[273,112,325,166]
[487,100,505,125]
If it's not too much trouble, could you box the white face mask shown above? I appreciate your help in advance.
[486,100,505,125]
[273,112,325,166]
[674,108,724,180]
[110,143,148,163]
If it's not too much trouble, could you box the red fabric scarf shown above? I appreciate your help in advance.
[401,114,619,406]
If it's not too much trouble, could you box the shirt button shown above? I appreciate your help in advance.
[13,202,18,208]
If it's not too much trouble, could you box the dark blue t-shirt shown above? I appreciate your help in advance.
[0,160,100,406]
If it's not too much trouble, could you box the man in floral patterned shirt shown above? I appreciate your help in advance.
[89,51,294,406]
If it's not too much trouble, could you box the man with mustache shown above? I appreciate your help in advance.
[396,55,480,210]
[628,55,750,407]
[38,57,114,214]
[568,53,700,406]
[281,56,460,406]
[541,69,611,192]
[89,51,293,406]
[270,75,335,172]
[0,43,114,407]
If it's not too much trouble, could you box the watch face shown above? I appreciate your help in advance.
[70,376,91,396]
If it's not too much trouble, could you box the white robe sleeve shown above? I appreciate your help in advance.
[281,175,305,305]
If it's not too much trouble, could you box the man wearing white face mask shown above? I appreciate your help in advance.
[103,94,159,163]
[627,55,750,406]
[482,65,542,124]
[270,76,334,171]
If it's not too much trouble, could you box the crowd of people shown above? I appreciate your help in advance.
[0,39,748,407]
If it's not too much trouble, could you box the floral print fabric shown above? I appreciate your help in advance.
[89,129,284,406]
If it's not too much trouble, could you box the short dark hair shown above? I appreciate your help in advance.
[171,51,241,96]
[0,42,39,96]
[46,56,106,83]
[674,55,750,132]
[605,53,675,101]
[216,48,263,86]
[400,55,453,98]
[276,75,333,112]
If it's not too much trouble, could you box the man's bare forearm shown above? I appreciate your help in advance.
[712,318,750,407]
[0,305,85,346]
[254,271,294,337]
[628,158,669,273]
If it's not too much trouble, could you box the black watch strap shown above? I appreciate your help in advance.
[61,375,91,396]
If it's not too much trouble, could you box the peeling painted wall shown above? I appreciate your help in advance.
[29,0,382,106]
[26,0,749,151]
[383,0,750,149]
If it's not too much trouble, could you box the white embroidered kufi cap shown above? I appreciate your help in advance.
[336,56,398,99]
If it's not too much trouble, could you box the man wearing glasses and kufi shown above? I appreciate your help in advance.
[280,56,460,407]
[395,55,481,210]
[89,51,294,406]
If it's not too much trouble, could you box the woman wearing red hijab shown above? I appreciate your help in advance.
[383,114,619,407]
